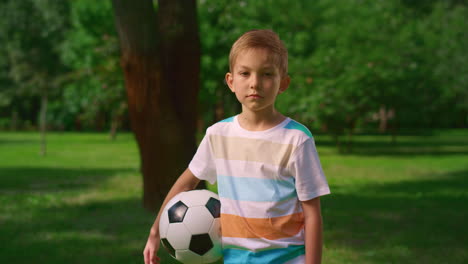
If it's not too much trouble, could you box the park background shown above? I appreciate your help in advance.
[0,0,467,263]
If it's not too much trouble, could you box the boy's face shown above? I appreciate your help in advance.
[225,48,290,114]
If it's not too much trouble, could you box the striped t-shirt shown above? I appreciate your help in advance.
[189,115,330,264]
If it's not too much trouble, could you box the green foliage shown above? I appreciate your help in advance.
[0,0,69,93]
[419,2,468,127]
[0,0,67,133]
[295,0,412,135]
[198,0,468,134]
[59,0,126,130]
[0,0,125,131]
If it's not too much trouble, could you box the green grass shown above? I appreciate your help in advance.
[0,130,467,264]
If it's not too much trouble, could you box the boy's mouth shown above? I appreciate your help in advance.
[247,94,263,98]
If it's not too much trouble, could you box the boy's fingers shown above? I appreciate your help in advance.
[143,249,149,264]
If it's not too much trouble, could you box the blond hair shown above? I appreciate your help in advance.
[229,29,288,78]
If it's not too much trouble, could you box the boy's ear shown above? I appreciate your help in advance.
[278,75,290,94]
[225,72,235,92]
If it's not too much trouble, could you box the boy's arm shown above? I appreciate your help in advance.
[301,197,323,264]
[144,168,200,264]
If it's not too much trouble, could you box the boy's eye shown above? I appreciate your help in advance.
[264,72,273,76]
[239,72,249,76]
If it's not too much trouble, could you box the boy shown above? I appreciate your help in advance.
[144,29,330,264]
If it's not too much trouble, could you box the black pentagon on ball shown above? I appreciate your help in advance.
[189,234,213,255]
[168,201,188,223]
[205,197,221,218]
[161,238,176,257]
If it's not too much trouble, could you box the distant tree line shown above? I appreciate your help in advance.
[1,0,467,137]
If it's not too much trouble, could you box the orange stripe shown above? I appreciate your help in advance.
[220,213,304,240]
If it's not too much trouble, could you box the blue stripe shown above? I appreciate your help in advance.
[217,175,297,202]
[223,245,305,264]
[219,116,234,123]
[284,120,312,138]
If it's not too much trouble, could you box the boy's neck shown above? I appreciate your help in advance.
[238,108,286,131]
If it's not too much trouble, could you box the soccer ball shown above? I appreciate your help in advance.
[159,189,222,264]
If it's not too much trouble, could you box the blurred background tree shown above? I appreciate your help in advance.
[60,0,126,139]
[0,0,70,155]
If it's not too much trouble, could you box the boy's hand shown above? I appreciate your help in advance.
[143,234,161,264]
[143,169,200,264]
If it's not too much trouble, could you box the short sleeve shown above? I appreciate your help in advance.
[289,138,330,201]
[188,131,217,184]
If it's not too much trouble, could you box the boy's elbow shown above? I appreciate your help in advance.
[177,168,201,191]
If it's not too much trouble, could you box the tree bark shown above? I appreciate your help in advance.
[112,0,200,211]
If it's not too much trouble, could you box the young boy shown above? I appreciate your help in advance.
[144,29,330,264]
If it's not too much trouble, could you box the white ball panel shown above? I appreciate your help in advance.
[184,206,214,234]
[166,223,192,250]
[181,190,210,207]
[200,189,219,200]
[175,249,203,264]
[203,218,223,262]
[159,211,170,238]
[208,218,222,242]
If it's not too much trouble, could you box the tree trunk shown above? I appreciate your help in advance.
[112,0,200,211]
[39,92,48,156]
[109,116,119,141]
[346,130,353,153]
[390,109,398,144]
[379,104,387,133]
[11,110,18,131]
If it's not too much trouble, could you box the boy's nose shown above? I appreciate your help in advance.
[250,74,259,89]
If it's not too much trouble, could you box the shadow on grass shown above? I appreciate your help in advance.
[0,166,220,264]
[0,197,154,264]
[0,167,135,193]
[322,169,468,263]
[0,196,221,264]
[0,167,148,263]
[0,138,39,145]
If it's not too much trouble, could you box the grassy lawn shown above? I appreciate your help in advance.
[0,130,466,263]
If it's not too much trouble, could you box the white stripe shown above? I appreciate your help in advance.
[220,196,303,219]
[216,159,292,180]
[222,233,305,252]
[209,122,309,146]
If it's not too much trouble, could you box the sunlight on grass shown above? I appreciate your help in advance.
[28,230,117,242]
[65,173,142,205]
